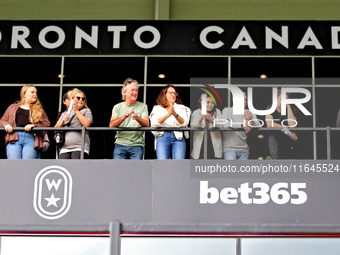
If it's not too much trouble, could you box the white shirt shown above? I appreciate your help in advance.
[149,103,191,149]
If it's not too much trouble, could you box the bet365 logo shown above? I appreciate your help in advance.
[33,166,73,220]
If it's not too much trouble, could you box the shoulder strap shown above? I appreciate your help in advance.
[65,114,77,127]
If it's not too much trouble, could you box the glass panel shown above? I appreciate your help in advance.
[315,58,340,85]
[255,86,313,159]
[234,87,312,160]
[144,86,162,160]
[188,82,229,159]
[315,87,340,159]
[0,86,21,159]
[147,57,228,84]
[63,57,144,84]
[38,86,61,159]
[85,86,122,159]
[1,236,110,255]
[242,238,340,255]
[121,237,236,255]
[231,57,312,84]
[0,57,61,84]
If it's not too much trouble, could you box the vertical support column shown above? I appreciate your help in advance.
[81,126,86,160]
[143,56,148,104]
[228,56,231,107]
[327,126,331,160]
[312,56,317,160]
[57,56,65,159]
[204,126,208,160]
[155,0,159,20]
[236,237,242,255]
[110,220,121,255]
[58,56,65,112]
[143,56,148,160]
[155,0,170,20]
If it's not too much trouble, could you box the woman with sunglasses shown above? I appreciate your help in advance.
[55,88,93,159]
[150,85,191,159]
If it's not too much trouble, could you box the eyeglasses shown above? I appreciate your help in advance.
[167,92,178,96]
[76,96,85,101]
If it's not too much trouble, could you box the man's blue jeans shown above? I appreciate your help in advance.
[113,143,144,159]
[156,131,186,159]
[223,151,248,160]
[6,131,39,159]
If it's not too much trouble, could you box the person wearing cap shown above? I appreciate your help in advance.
[109,78,149,159]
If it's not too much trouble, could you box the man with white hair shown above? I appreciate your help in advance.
[109,78,149,159]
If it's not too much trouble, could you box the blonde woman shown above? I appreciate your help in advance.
[55,88,93,159]
[0,85,50,159]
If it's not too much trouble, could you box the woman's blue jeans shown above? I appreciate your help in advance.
[223,151,248,160]
[156,131,186,159]
[6,131,38,159]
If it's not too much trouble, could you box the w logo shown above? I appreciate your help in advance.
[33,166,73,220]
[198,83,223,114]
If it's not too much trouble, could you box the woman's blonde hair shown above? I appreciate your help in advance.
[18,85,44,124]
[68,88,88,108]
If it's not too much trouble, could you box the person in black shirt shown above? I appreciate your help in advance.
[55,92,71,156]
[265,89,298,159]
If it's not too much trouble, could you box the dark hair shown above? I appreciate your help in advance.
[62,92,69,102]
[198,93,216,114]
[155,84,183,107]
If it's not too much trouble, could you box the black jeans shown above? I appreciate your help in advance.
[268,133,296,159]
[59,151,89,159]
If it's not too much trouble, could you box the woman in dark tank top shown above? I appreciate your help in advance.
[0,85,50,159]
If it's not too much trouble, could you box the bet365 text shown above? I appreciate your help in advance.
[200,181,307,205]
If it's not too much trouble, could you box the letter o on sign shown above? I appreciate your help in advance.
[39,26,65,49]
[134,26,161,49]
[0,31,2,42]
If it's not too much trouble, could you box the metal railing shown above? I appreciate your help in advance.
[0,126,338,160]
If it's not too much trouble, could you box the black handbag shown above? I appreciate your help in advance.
[54,132,65,147]
[54,114,76,148]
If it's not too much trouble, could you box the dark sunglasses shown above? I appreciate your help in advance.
[77,96,85,101]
